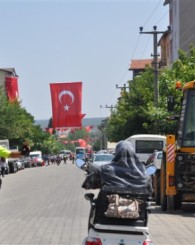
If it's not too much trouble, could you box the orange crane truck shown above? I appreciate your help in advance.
[154,81,195,211]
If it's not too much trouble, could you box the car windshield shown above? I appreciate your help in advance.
[94,154,113,162]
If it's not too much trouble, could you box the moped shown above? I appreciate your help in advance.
[76,159,156,245]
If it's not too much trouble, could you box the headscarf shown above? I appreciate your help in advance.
[100,140,149,190]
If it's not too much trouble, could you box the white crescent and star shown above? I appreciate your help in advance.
[58,90,75,111]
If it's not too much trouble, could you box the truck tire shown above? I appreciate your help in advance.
[160,155,167,211]
[167,195,175,210]
[174,193,182,210]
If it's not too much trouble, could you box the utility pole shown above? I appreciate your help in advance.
[139,26,170,107]
[100,105,116,113]
[116,83,129,92]
[116,83,130,100]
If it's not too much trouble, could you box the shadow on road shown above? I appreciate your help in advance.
[150,202,195,217]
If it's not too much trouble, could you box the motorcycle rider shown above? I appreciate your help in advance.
[82,140,153,223]
[82,140,152,192]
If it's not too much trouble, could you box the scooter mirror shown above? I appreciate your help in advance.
[146,165,157,176]
[75,158,85,169]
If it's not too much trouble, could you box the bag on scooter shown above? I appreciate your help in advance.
[104,194,143,219]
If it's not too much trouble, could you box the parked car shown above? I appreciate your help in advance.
[145,150,163,205]
[15,159,25,170]
[4,162,10,175]
[30,156,44,167]
[22,157,32,168]
[96,150,108,154]
[145,151,163,169]
[88,153,114,172]
[8,160,18,173]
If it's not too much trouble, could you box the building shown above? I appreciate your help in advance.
[0,68,19,102]
[164,0,195,63]
[158,30,171,67]
[129,59,153,78]
[0,68,18,85]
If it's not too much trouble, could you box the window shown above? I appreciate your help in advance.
[136,140,164,154]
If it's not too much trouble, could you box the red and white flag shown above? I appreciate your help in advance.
[5,76,19,102]
[50,82,85,128]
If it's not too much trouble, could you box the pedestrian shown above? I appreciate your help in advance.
[0,157,6,177]
[63,155,67,164]
[72,153,75,164]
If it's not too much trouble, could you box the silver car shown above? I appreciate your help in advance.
[89,153,114,172]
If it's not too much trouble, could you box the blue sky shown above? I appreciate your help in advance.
[0,0,169,120]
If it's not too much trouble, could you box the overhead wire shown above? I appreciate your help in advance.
[101,0,168,114]
[103,35,142,109]
[142,0,162,28]
[120,0,164,80]
[155,10,169,26]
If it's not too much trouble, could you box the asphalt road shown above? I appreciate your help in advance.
[0,162,195,245]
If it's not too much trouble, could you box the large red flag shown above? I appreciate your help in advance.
[50,82,85,128]
[5,76,19,102]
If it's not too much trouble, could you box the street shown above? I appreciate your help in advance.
[0,162,195,245]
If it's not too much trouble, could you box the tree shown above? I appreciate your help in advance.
[106,46,195,141]
[107,67,155,141]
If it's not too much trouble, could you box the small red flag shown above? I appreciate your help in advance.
[5,76,19,102]
[50,82,85,128]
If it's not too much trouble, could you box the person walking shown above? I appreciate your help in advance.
[0,157,6,177]
[63,155,67,164]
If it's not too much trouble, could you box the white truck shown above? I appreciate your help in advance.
[0,139,10,150]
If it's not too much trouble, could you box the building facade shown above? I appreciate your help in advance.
[164,0,195,63]
[0,68,18,87]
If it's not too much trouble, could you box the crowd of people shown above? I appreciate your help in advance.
[43,153,75,166]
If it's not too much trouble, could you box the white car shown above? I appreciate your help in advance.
[145,151,163,169]
[89,153,114,172]
[96,150,108,154]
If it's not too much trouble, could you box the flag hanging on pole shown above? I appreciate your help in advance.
[50,82,85,128]
[5,76,19,102]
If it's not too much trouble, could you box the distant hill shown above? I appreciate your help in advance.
[35,117,106,129]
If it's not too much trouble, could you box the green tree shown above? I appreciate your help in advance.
[107,67,155,141]
[106,46,195,141]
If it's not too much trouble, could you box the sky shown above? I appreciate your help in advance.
[0,0,169,120]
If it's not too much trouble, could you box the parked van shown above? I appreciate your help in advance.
[126,134,166,163]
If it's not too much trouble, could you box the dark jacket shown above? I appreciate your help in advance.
[82,140,153,194]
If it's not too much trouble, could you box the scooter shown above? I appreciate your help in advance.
[76,159,156,245]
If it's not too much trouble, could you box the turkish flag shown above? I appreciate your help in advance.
[50,82,85,128]
[5,76,19,102]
